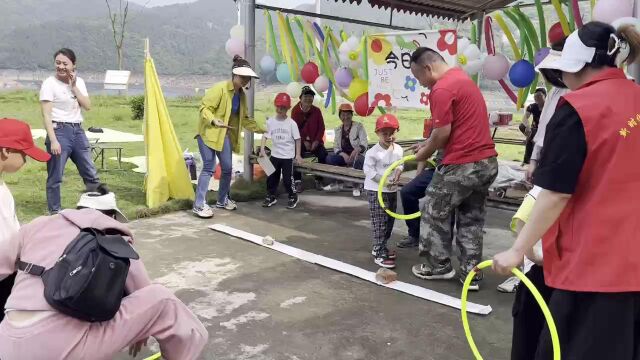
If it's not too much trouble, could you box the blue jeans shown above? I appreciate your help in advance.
[194,135,232,208]
[326,152,365,170]
[45,122,100,213]
[400,168,435,239]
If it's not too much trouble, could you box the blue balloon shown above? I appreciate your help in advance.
[276,63,291,84]
[509,60,536,88]
[260,55,276,74]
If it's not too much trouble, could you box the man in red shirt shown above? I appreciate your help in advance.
[409,47,498,290]
[291,86,327,191]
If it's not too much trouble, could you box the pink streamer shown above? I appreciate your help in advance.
[484,16,518,104]
[571,0,584,28]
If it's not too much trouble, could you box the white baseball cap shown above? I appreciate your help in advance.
[536,31,594,74]
[77,192,128,223]
[232,64,259,78]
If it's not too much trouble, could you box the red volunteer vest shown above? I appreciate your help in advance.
[542,68,640,292]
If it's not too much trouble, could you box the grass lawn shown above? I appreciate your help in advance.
[0,89,526,222]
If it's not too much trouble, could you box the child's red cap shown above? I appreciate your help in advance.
[0,118,50,162]
[274,93,292,108]
[375,114,400,132]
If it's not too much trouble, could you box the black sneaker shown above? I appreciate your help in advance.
[373,249,396,269]
[371,247,397,259]
[262,196,277,208]
[459,271,483,291]
[287,196,299,209]
[412,262,456,280]
[397,236,419,248]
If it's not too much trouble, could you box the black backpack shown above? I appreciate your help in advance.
[17,228,139,322]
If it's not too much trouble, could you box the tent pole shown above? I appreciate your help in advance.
[243,0,256,182]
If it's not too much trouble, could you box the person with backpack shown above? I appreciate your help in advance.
[0,192,207,360]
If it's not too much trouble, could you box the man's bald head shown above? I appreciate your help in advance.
[410,47,450,90]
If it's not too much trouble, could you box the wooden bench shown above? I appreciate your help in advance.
[293,161,412,186]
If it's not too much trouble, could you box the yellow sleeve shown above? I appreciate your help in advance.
[199,85,224,123]
[242,115,266,133]
[510,194,536,232]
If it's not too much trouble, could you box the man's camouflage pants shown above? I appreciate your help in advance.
[419,156,498,275]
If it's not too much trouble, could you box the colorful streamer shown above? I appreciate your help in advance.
[535,0,547,48]
[362,33,369,81]
[566,0,576,32]
[276,12,296,81]
[495,13,522,59]
[571,0,584,28]
[283,15,303,73]
[264,11,282,63]
[551,0,572,35]
[485,16,518,105]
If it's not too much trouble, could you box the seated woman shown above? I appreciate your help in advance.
[324,103,368,196]
[0,192,208,360]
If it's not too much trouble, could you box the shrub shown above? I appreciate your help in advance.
[130,95,144,120]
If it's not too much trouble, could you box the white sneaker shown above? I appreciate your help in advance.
[497,276,520,293]
[192,205,214,218]
[352,188,361,197]
[216,200,237,211]
[322,183,342,192]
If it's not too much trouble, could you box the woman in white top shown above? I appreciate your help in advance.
[40,48,102,214]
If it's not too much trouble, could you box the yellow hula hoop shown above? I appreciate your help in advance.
[461,260,561,360]
[143,352,162,360]
[377,155,420,220]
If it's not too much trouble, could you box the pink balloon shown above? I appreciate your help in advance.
[225,38,244,58]
[593,0,633,24]
[482,53,510,81]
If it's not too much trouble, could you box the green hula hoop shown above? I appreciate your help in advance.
[143,352,162,360]
[378,155,420,220]
[461,260,561,360]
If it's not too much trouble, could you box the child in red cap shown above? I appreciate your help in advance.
[260,93,303,209]
[363,114,404,268]
[0,118,51,320]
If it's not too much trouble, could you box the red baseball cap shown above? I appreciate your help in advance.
[0,118,51,162]
[274,92,292,108]
[375,114,400,132]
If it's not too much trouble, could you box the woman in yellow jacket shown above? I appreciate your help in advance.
[193,55,264,218]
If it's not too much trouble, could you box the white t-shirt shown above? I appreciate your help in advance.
[39,76,89,123]
[0,181,20,246]
[265,116,300,159]
[363,143,404,192]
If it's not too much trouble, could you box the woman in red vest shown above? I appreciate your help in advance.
[493,21,640,359]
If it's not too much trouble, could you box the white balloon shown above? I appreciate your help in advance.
[339,52,350,65]
[458,37,471,53]
[286,82,303,98]
[611,17,640,31]
[463,59,483,75]
[463,44,481,61]
[339,42,351,55]
[347,36,360,50]
[259,55,276,73]
[225,38,244,58]
[313,75,329,93]
[229,24,244,40]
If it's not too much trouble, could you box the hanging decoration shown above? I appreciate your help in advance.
[457,38,483,75]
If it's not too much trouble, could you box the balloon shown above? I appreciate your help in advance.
[225,38,244,58]
[301,62,320,84]
[276,63,291,84]
[464,59,484,76]
[534,47,551,66]
[509,60,536,88]
[348,78,368,99]
[259,55,276,74]
[548,22,565,45]
[286,82,303,98]
[593,0,633,24]
[463,44,481,61]
[347,36,360,50]
[313,75,329,93]
[339,53,350,65]
[457,37,471,53]
[339,41,351,55]
[229,24,245,40]
[335,67,353,88]
[482,53,510,81]
[354,92,374,117]
[611,17,640,31]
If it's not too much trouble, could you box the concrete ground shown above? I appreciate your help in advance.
[119,190,518,360]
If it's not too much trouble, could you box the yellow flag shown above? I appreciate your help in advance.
[143,56,194,208]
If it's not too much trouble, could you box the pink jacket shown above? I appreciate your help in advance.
[0,209,151,312]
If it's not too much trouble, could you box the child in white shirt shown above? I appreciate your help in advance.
[260,93,303,209]
[0,118,51,321]
[363,114,404,269]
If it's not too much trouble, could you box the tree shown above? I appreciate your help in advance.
[105,0,129,70]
